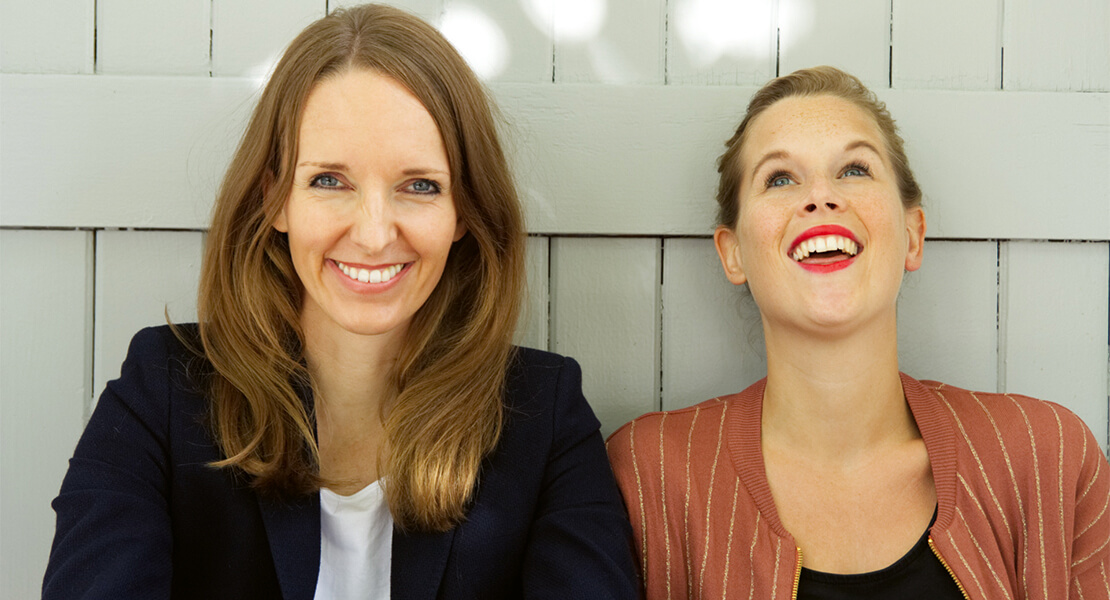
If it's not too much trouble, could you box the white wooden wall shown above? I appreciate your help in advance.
[2,0,1108,594]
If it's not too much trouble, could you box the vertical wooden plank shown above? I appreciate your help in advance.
[661,238,766,410]
[212,0,325,78]
[550,237,660,434]
[554,0,665,84]
[1003,241,1109,453]
[1,230,93,598]
[0,0,95,74]
[666,0,774,85]
[896,241,998,392]
[779,0,890,88]
[440,0,552,82]
[92,231,204,401]
[1004,0,1109,91]
[516,235,550,350]
[96,0,212,75]
[891,0,1000,89]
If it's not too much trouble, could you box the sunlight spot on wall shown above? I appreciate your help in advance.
[777,0,816,55]
[524,0,608,43]
[440,4,510,80]
[673,0,774,66]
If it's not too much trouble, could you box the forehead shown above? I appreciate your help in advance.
[741,94,886,170]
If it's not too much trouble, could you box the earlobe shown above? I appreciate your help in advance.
[273,207,289,233]
[904,207,926,272]
[714,226,748,285]
[452,220,467,242]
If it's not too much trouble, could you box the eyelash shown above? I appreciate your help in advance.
[309,173,344,189]
[307,175,443,195]
[841,162,871,178]
[762,162,873,189]
[405,179,442,195]
[764,170,793,189]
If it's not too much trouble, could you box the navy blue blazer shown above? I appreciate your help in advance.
[43,326,637,599]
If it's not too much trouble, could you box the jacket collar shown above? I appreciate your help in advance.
[391,527,457,600]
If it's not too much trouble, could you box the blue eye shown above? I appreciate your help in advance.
[765,172,794,188]
[841,163,871,178]
[310,174,342,188]
[406,179,441,195]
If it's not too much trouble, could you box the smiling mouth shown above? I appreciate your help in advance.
[336,260,406,284]
[790,235,861,264]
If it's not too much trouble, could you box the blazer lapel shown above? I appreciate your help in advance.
[391,526,456,600]
[258,492,321,600]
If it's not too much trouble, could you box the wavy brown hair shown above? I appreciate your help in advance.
[716,66,922,228]
[192,4,524,532]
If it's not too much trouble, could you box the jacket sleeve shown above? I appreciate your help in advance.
[1069,412,1110,599]
[520,356,639,600]
[42,327,177,599]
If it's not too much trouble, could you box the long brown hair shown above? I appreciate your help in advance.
[193,3,524,532]
[716,66,922,228]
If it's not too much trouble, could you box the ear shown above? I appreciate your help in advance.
[273,206,289,233]
[903,206,926,272]
[452,219,467,242]
[266,172,290,233]
[714,225,748,285]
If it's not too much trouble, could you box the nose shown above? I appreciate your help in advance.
[801,177,846,214]
[349,189,397,253]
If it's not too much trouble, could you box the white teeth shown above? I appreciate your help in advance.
[790,235,860,262]
[336,261,404,284]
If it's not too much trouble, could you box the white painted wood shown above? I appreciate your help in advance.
[0,75,255,228]
[778,0,891,88]
[897,241,998,392]
[550,238,660,434]
[554,0,665,84]
[884,89,1110,240]
[516,236,549,350]
[666,0,775,85]
[96,0,212,75]
[213,0,325,78]
[0,0,95,74]
[661,237,765,410]
[891,0,1001,89]
[3,75,1108,240]
[92,230,204,403]
[0,230,93,598]
[441,0,552,83]
[1002,241,1109,452]
[1004,0,1109,91]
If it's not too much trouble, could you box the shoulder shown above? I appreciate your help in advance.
[504,346,582,407]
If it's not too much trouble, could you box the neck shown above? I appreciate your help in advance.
[301,317,404,419]
[760,313,917,463]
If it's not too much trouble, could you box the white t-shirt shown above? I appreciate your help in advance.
[314,480,393,600]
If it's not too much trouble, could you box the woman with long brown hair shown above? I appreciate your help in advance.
[608,66,1109,599]
[43,5,636,598]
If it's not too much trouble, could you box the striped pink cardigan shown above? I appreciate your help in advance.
[606,374,1110,599]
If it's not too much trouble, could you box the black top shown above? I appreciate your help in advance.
[798,509,964,599]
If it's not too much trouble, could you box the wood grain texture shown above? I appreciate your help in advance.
[550,238,660,434]
[0,0,94,74]
[897,241,999,392]
[96,0,212,75]
[92,230,203,402]
[516,235,550,351]
[0,230,93,598]
[1004,0,1110,91]
[891,0,1001,89]
[212,0,325,77]
[660,237,766,410]
[665,0,775,85]
[1002,241,1109,452]
[553,0,665,84]
[778,0,890,88]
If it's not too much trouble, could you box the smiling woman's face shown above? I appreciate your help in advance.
[714,94,925,336]
[273,68,466,346]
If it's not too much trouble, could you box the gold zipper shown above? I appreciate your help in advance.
[791,547,803,600]
[928,535,971,600]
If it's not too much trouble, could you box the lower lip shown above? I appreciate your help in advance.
[329,260,409,292]
[796,255,857,273]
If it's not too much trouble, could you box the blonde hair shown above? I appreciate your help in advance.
[193,4,524,532]
[716,66,922,228]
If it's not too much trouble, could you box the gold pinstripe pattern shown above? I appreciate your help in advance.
[1050,406,1067,577]
[954,504,1013,598]
[1075,577,1086,600]
[1078,440,1102,503]
[697,403,729,600]
[720,478,741,600]
[956,472,992,522]
[1006,394,1049,600]
[1072,512,1109,569]
[683,407,700,600]
[945,528,988,599]
[1101,562,1109,597]
[769,538,781,600]
[1076,487,1109,540]
[658,413,671,600]
[746,512,761,600]
[628,419,648,576]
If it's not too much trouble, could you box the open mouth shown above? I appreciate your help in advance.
[335,260,406,284]
[790,234,861,265]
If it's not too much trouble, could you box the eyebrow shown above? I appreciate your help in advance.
[295,162,449,177]
[297,161,347,171]
[748,140,885,176]
[844,139,884,158]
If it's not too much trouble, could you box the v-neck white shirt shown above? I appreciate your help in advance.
[314,480,392,600]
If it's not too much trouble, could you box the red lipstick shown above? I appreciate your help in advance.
[789,224,862,274]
